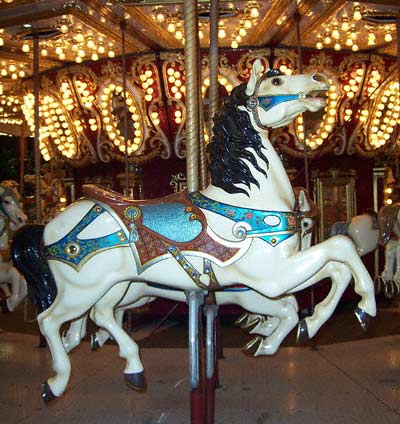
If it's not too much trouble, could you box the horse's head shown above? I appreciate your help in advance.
[347,213,379,256]
[245,59,329,129]
[377,204,400,246]
[0,185,27,231]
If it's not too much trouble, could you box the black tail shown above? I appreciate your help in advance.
[11,224,57,313]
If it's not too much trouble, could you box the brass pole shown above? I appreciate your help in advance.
[209,0,219,133]
[33,33,41,223]
[198,22,207,190]
[184,0,199,193]
[121,20,129,196]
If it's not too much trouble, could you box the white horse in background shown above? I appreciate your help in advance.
[12,60,376,400]
[0,182,27,312]
[62,188,317,360]
[330,211,379,257]
[376,204,400,297]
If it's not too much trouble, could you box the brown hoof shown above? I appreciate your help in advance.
[242,336,262,357]
[41,382,57,402]
[124,371,147,392]
[354,308,372,332]
[91,334,100,351]
[296,319,309,344]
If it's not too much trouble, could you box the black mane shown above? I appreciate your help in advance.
[207,83,269,196]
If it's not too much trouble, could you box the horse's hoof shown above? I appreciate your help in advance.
[296,319,309,344]
[1,298,10,314]
[41,382,57,402]
[124,371,147,392]
[234,313,249,327]
[241,316,261,330]
[354,308,372,332]
[242,336,262,356]
[91,334,100,351]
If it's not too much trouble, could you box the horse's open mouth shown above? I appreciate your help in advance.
[307,89,327,99]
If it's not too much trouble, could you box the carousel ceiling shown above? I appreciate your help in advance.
[0,0,399,162]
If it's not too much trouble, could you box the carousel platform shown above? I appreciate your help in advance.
[1,300,400,423]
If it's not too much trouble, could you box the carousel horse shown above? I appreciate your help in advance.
[62,188,316,356]
[0,182,27,312]
[376,204,400,297]
[12,60,376,400]
[330,211,379,257]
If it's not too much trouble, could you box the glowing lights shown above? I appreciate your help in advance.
[296,80,341,149]
[98,83,144,154]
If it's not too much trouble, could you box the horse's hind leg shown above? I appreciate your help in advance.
[90,282,147,391]
[92,295,154,350]
[295,261,352,342]
[62,314,88,353]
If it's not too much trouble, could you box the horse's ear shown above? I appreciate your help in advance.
[298,189,310,212]
[245,59,263,96]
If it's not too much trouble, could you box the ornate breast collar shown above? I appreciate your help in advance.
[189,192,301,247]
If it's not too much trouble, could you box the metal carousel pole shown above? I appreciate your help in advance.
[294,5,314,316]
[33,33,41,224]
[204,2,220,423]
[183,1,205,423]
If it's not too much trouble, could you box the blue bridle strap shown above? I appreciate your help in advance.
[257,93,306,113]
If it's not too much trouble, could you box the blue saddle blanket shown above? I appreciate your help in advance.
[139,202,203,243]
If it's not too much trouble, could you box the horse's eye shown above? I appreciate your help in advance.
[303,222,309,228]
[271,77,282,86]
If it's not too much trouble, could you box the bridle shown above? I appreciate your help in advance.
[246,69,309,131]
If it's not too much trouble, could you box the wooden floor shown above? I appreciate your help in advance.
[1,302,400,423]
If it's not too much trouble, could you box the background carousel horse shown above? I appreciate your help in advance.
[330,210,379,257]
[0,182,27,312]
[62,187,317,360]
[12,60,376,400]
[376,204,400,297]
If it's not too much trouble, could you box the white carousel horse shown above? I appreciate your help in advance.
[12,60,376,400]
[376,204,400,297]
[62,188,317,357]
[330,211,379,257]
[0,182,27,312]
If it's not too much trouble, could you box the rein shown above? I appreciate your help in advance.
[246,69,308,130]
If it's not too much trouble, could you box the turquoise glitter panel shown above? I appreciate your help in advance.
[43,204,129,270]
[189,191,300,247]
[140,202,203,243]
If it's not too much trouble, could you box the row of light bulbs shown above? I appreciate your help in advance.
[152,1,261,49]
[315,2,395,52]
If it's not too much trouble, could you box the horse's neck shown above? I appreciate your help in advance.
[203,130,295,211]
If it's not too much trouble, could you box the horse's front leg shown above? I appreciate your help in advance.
[4,267,27,312]
[245,236,376,320]
[392,244,400,292]
[381,240,397,282]
[291,261,352,342]
[216,291,298,356]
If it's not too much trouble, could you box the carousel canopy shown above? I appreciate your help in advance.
[0,0,399,162]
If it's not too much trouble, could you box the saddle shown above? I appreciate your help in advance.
[82,185,207,245]
[82,185,241,270]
